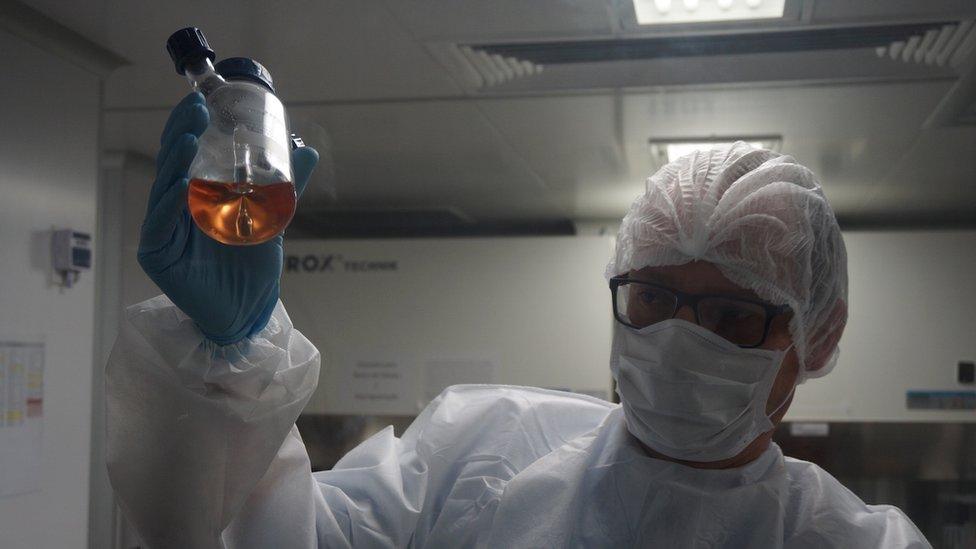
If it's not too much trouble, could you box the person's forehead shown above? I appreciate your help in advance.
[629,262,760,300]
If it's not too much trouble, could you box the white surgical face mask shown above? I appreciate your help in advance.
[610,318,794,463]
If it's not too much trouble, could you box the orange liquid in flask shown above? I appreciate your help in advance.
[188,179,296,245]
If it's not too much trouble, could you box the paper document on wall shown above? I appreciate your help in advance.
[423,359,496,407]
[342,358,417,415]
[0,340,44,497]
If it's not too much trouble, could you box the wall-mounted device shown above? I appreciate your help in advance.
[52,229,92,288]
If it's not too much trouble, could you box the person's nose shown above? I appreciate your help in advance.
[673,304,697,324]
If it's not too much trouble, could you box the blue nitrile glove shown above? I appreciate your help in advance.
[138,92,318,345]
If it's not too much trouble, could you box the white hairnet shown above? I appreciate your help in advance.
[607,142,848,381]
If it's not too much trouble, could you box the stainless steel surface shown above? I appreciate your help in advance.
[299,415,976,547]
[297,414,415,473]
[775,422,976,481]
[777,422,976,548]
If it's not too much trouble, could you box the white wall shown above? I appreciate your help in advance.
[790,230,976,422]
[0,30,100,549]
[280,237,616,415]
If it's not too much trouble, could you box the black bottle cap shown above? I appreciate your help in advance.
[214,57,275,93]
[166,27,216,75]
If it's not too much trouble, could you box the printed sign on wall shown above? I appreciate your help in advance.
[0,340,44,497]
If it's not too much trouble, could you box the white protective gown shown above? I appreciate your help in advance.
[107,296,931,549]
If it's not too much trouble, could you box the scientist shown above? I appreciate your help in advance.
[106,93,930,548]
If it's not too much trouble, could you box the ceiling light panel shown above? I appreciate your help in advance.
[649,137,782,163]
[633,0,786,25]
[667,141,765,160]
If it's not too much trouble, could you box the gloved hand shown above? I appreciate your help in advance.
[138,92,319,345]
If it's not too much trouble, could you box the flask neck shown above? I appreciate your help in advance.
[183,57,225,96]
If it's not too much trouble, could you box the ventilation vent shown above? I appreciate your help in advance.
[427,43,543,89]
[467,21,953,65]
[876,20,976,67]
[911,20,976,128]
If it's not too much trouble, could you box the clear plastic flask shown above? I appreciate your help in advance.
[166,27,295,245]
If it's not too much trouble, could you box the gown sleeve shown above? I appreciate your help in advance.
[107,295,435,549]
[783,457,932,549]
[106,295,323,548]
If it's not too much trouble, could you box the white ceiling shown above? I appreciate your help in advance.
[19,0,976,229]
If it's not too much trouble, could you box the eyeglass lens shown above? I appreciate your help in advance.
[616,281,769,346]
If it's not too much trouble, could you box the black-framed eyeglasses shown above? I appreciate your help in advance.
[609,276,791,348]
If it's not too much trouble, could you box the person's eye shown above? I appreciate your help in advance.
[638,291,658,304]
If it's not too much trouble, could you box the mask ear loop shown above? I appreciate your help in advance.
[764,343,797,420]
[766,384,795,420]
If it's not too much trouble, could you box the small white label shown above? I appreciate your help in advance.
[789,422,830,437]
